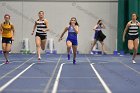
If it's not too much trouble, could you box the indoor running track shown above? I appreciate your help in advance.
[0,54,140,93]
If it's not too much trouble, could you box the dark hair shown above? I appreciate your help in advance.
[97,20,102,24]
[38,11,44,14]
[132,13,138,20]
[69,17,79,26]
[4,14,10,19]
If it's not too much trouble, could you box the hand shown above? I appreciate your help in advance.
[0,31,3,34]
[42,30,46,32]
[138,23,140,27]
[58,38,62,42]
[31,31,34,35]
[99,23,103,25]
[123,37,125,42]
[127,23,131,27]
[12,37,14,41]
[71,23,75,28]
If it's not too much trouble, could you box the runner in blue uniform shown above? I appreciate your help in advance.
[59,17,79,64]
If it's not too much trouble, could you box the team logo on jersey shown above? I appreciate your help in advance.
[9,41,12,44]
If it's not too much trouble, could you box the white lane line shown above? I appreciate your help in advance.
[3,76,50,79]
[4,89,104,93]
[98,62,111,64]
[60,76,97,79]
[119,61,140,75]
[62,61,89,64]
[52,63,65,93]
[0,63,5,67]
[0,57,34,80]
[2,89,43,92]
[86,56,112,93]
[112,57,140,75]
[0,63,35,92]
[90,63,112,93]
[56,89,105,93]
[43,55,62,93]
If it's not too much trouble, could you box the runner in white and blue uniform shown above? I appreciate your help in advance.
[123,13,140,64]
[59,17,79,64]
[90,20,106,55]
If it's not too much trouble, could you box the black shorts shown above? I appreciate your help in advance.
[94,31,106,41]
[128,35,139,41]
[35,33,47,40]
[2,37,12,44]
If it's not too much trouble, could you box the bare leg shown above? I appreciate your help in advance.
[90,39,97,52]
[66,41,72,60]
[66,41,72,54]
[128,40,135,63]
[2,43,11,63]
[72,45,77,60]
[35,36,41,59]
[2,43,8,61]
[41,39,47,51]
[99,41,106,54]
[132,39,139,60]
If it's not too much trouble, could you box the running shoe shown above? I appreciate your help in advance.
[73,60,76,64]
[132,60,136,64]
[38,57,41,60]
[5,60,9,64]
[90,51,93,54]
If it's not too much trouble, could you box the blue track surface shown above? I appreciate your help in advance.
[0,54,140,93]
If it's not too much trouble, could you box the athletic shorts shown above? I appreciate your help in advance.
[128,35,139,41]
[66,38,78,46]
[35,33,47,40]
[94,31,106,42]
[2,37,12,44]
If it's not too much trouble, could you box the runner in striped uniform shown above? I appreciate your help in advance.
[123,13,140,64]
[31,11,49,60]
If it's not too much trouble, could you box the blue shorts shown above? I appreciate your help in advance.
[66,38,78,46]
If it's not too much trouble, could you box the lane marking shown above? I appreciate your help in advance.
[0,63,5,67]
[60,76,97,79]
[2,89,42,92]
[0,63,35,92]
[4,89,104,93]
[86,56,112,93]
[43,55,62,93]
[0,57,34,80]
[52,63,65,93]
[3,76,50,79]
[119,61,140,75]
[98,62,111,64]
[61,61,90,64]
[90,63,112,93]
[112,57,140,75]
[55,89,105,92]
